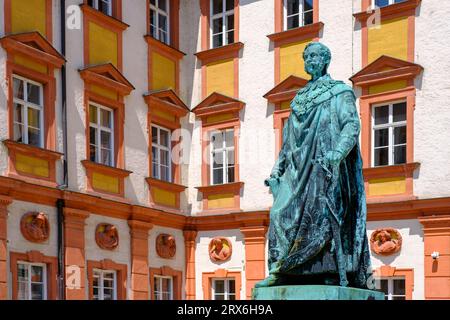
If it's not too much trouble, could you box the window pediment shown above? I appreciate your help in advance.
[354,0,421,24]
[144,89,189,118]
[192,92,245,120]
[79,63,135,96]
[263,75,308,103]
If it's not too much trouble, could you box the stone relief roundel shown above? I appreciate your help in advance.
[20,212,50,243]
[156,233,176,259]
[209,237,232,262]
[370,228,403,256]
[95,223,119,250]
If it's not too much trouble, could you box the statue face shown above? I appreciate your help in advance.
[303,45,327,77]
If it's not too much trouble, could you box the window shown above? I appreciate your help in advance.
[88,0,113,16]
[154,275,173,300]
[374,0,406,8]
[150,0,170,44]
[212,279,235,300]
[152,125,172,182]
[372,101,406,167]
[89,103,114,167]
[12,76,44,148]
[210,0,235,48]
[93,269,117,300]
[377,278,406,300]
[284,0,313,30]
[210,129,235,185]
[17,262,47,300]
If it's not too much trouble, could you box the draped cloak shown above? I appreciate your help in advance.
[267,75,372,288]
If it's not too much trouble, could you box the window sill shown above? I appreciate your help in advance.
[144,35,186,60]
[267,22,324,47]
[363,162,420,180]
[81,160,132,199]
[196,182,244,214]
[194,42,244,65]
[3,139,62,188]
[146,177,187,212]
[80,4,129,31]
[354,0,421,23]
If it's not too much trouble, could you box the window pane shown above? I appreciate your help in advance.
[99,0,110,15]
[226,0,234,11]
[213,168,223,185]
[211,132,223,150]
[375,0,389,7]
[152,146,159,162]
[225,130,234,147]
[31,265,44,282]
[226,15,234,31]
[160,149,170,166]
[227,149,235,165]
[90,127,97,146]
[150,10,157,37]
[159,0,167,12]
[214,280,225,294]
[101,148,111,166]
[303,0,313,11]
[18,264,28,282]
[150,0,156,5]
[394,145,406,165]
[14,104,24,142]
[303,10,313,26]
[287,0,300,15]
[228,280,235,293]
[374,105,389,125]
[160,129,170,147]
[162,278,171,292]
[215,294,225,300]
[159,14,168,31]
[104,278,114,289]
[394,126,406,145]
[100,109,111,128]
[28,108,40,128]
[213,151,224,168]
[152,127,158,144]
[229,294,236,300]
[374,128,388,147]
[287,15,299,30]
[101,130,111,149]
[13,78,24,99]
[14,123,24,143]
[28,127,41,147]
[90,145,97,162]
[27,83,41,105]
[18,282,28,300]
[89,105,98,124]
[227,31,234,45]
[393,102,407,122]
[162,292,171,300]
[213,34,223,48]
[103,288,114,300]
[213,18,223,34]
[213,0,223,15]
[393,279,406,295]
[379,279,389,295]
[374,148,388,166]
[31,283,44,300]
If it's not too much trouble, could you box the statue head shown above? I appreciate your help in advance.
[303,42,331,79]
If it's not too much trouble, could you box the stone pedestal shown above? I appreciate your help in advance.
[252,285,385,300]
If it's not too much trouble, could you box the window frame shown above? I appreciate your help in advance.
[373,0,406,8]
[151,124,173,183]
[89,102,115,167]
[212,278,236,300]
[209,128,235,185]
[92,268,117,300]
[153,275,174,300]
[371,100,407,168]
[12,75,45,148]
[150,0,171,45]
[377,277,407,300]
[16,261,47,301]
[283,0,314,31]
[210,0,235,49]
[89,0,113,16]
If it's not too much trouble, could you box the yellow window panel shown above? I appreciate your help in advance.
[89,22,118,67]
[369,80,408,95]
[92,172,120,194]
[208,193,234,209]
[368,177,406,196]
[14,55,47,74]
[152,52,176,90]
[280,39,311,81]
[206,59,234,97]
[15,154,49,178]
[11,0,46,37]
[153,187,177,207]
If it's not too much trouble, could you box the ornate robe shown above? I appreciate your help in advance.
[267,74,372,288]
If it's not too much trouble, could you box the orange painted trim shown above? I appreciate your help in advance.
[196,182,244,214]
[146,177,187,211]
[183,230,197,300]
[267,21,323,47]
[3,140,62,188]
[146,0,180,49]
[273,109,290,155]
[81,160,131,199]
[81,3,129,30]
[144,35,186,60]
[82,0,124,21]
[264,75,308,103]
[79,63,134,96]
[87,259,127,300]
[192,92,245,119]
[195,42,244,66]
[10,251,57,300]
[149,266,182,300]
[202,269,242,300]
[273,0,319,33]
[0,197,13,300]
[374,266,414,300]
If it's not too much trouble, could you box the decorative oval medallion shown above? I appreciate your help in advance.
[156,233,176,259]
[370,228,402,256]
[20,212,50,243]
[209,237,232,262]
[95,223,119,250]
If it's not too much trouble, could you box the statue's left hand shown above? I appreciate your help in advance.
[325,150,344,166]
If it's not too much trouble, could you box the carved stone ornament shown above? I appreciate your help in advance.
[156,233,176,259]
[370,228,403,256]
[95,223,119,250]
[208,237,232,262]
[20,212,50,243]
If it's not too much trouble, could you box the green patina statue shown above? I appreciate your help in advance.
[257,42,372,289]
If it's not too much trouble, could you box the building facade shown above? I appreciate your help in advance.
[0,0,449,300]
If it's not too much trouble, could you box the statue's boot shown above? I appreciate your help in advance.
[254,270,286,288]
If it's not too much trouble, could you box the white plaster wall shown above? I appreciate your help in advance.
[84,213,131,298]
[6,200,58,300]
[367,219,424,300]
[195,230,246,300]
[0,0,8,178]
[414,1,450,199]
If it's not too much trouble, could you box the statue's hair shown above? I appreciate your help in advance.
[304,42,332,71]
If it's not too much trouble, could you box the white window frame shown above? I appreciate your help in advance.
[377,277,406,300]
[154,275,173,300]
[150,0,171,45]
[151,124,172,182]
[371,100,407,167]
[284,0,314,31]
[89,0,113,16]
[12,75,44,148]
[373,0,406,9]
[212,278,236,300]
[210,0,235,49]
[89,102,115,167]
[17,261,47,300]
[93,269,117,300]
[210,129,235,185]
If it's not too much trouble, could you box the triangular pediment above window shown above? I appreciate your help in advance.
[0,32,65,68]
[144,89,189,118]
[350,55,423,87]
[263,75,308,103]
[79,63,135,96]
[192,92,245,119]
